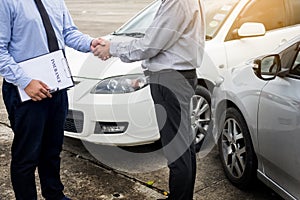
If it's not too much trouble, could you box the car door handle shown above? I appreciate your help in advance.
[279,39,287,47]
[218,64,225,69]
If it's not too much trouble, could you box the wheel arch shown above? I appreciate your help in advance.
[197,78,215,94]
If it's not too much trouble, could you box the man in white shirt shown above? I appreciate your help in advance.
[92,0,205,199]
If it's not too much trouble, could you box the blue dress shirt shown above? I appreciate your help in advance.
[0,0,93,89]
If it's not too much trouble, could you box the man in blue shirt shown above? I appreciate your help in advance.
[0,0,99,199]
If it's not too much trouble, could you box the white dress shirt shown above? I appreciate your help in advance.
[110,0,205,72]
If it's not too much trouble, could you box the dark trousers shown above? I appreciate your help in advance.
[2,80,68,200]
[149,69,197,200]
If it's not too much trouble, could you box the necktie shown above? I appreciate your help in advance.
[34,0,59,52]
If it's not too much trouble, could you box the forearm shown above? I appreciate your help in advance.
[109,38,160,63]
[64,28,94,52]
[0,47,32,89]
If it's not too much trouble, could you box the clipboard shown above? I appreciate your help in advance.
[17,50,74,102]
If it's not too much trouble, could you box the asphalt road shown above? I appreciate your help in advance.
[0,0,284,199]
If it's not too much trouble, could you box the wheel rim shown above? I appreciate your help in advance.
[221,118,246,178]
[191,95,211,145]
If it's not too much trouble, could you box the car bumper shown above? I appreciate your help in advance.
[64,79,160,146]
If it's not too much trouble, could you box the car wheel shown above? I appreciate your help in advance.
[218,107,257,189]
[191,86,211,152]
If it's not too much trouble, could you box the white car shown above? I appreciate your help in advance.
[211,35,300,199]
[64,0,300,148]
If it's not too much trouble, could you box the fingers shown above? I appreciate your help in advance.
[39,81,52,98]
[90,37,108,51]
[31,91,47,102]
[97,38,106,46]
[90,37,112,61]
[90,38,101,51]
[92,41,112,61]
[24,80,52,101]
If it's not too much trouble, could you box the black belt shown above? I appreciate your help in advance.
[144,69,196,76]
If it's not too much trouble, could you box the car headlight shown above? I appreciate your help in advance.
[90,74,149,94]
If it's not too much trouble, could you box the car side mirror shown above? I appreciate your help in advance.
[238,22,266,38]
[253,54,281,81]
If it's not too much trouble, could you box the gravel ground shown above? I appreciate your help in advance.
[0,124,166,200]
[0,125,14,199]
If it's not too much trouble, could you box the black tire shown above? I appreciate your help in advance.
[192,86,211,152]
[218,107,257,189]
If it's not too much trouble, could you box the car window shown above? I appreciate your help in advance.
[226,0,286,41]
[116,1,160,34]
[288,0,300,26]
[280,42,299,70]
[290,48,300,76]
[205,0,239,39]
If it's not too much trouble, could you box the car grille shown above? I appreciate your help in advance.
[64,110,84,133]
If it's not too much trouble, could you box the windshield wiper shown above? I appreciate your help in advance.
[113,31,212,41]
[112,32,145,38]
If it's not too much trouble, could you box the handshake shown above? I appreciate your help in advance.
[90,38,112,61]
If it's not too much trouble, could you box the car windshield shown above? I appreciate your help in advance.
[114,0,239,39]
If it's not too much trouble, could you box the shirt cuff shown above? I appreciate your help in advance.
[17,76,32,90]
[77,37,94,53]
[86,38,94,52]
[109,42,119,57]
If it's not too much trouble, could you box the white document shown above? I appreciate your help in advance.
[18,50,74,102]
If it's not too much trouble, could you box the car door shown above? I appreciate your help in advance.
[257,43,300,198]
[224,0,300,69]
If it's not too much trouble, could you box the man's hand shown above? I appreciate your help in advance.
[90,38,106,52]
[92,38,112,61]
[24,80,52,101]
